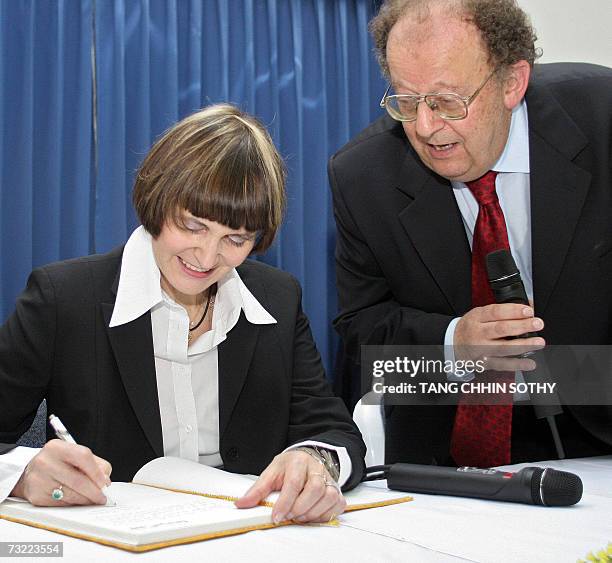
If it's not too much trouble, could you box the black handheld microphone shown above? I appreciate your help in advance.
[381,464,582,506]
[486,249,537,337]
[485,249,565,457]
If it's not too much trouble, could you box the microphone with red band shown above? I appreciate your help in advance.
[365,464,582,506]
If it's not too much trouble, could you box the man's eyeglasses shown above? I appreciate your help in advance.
[379,69,498,122]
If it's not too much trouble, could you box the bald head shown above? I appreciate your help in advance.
[370,0,538,79]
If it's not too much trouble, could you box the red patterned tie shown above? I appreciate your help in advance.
[450,171,513,467]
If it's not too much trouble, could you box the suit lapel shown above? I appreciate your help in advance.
[527,84,591,315]
[396,156,472,314]
[101,302,164,459]
[217,311,260,439]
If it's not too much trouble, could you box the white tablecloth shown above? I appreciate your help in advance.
[1,456,609,562]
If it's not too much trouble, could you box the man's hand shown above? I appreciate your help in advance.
[10,439,112,506]
[234,450,346,524]
[454,303,545,371]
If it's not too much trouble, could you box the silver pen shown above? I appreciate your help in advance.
[48,414,116,506]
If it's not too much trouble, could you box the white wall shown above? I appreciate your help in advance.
[518,0,612,68]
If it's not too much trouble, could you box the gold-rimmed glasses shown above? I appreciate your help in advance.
[380,68,498,122]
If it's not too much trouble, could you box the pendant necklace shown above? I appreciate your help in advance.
[188,285,215,344]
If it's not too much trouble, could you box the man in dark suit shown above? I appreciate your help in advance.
[329,0,612,466]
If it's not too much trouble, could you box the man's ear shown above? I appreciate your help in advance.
[502,60,531,110]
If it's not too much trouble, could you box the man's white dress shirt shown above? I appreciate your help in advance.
[444,101,533,397]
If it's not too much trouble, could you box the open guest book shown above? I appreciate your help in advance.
[0,456,412,552]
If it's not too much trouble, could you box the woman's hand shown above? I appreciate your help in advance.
[10,439,112,506]
[234,450,346,524]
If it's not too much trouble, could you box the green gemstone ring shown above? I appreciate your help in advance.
[51,486,64,501]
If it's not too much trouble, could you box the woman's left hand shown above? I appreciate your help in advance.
[234,450,346,524]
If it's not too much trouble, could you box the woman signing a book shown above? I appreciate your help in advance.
[0,104,366,524]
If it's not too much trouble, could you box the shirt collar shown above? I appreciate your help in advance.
[109,226,276,328]
[450,99,530,192]
[491,99,530,174]
[214,267,277,328]
[109,226,162,327]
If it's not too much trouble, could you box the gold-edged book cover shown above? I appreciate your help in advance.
[0,457,412,552]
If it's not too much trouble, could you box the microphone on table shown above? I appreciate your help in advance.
[485,249,565,459]
[364,464,582,506]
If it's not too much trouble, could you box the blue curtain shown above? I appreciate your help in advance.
[0,0,94,320]
[0,0,385,377]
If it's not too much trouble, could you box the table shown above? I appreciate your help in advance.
[1,457,609,562]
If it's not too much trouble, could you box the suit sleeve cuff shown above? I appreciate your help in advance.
[284,440,352,487]
[0,446,40,503]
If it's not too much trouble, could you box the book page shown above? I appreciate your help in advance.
[0,483,272,547]
[132,457,411,510]
[132,457,277,501]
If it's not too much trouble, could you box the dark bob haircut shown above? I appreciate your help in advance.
[133,104,286,253]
